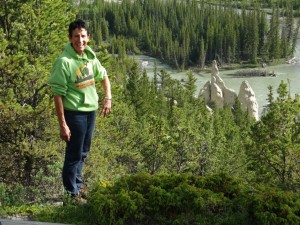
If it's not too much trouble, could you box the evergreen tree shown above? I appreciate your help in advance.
[209,107,249,177]
[268,6,281,61]
[0,0,75,189]
[291,18,300,58]
[247,81,300,190]
[249,11,259,64]
[258,10,268,59]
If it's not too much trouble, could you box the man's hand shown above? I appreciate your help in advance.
[100,98,112,117]
[60,124,71,142]
[54,96,71,142]
[100,76,112,117]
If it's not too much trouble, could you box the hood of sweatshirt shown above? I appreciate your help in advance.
[64,43,97,61]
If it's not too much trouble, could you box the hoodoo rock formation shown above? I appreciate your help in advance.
[198,60,259,120]
[238,80,259,120]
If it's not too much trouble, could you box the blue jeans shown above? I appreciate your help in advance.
[62,110,96,195]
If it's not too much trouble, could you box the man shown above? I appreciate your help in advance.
[49,19,111,200]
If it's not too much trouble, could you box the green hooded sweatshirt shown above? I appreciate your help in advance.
[49,43,107,111]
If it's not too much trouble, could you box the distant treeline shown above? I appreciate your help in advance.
[78,0,300,69]
[210,0,300,11]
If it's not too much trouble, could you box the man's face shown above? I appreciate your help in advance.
[69,28,90,56]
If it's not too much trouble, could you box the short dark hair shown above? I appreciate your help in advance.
[68,19,89,37]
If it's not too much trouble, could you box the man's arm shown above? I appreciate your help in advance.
[100,76,112,117]
[53,96,71,142]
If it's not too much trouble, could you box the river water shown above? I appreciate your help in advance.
[133,38,300,116]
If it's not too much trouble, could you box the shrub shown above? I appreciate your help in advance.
[0,161,63,206]
[88,173,250,225]
[249,185,300,225]
[2,173,300,225]
[0,183,27,206]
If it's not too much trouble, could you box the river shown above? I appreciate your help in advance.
[133,38,300,117]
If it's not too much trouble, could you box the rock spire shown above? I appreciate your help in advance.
[198,60,259,120]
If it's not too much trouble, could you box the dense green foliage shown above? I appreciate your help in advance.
[86,173,300,225]
[1,0,300,224]
[88,173,249,225]
[248,83,300,190]
[3,173,300,225]
[78,0,300,69]
[0,0,75,201]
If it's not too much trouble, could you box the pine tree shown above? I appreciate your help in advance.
[258,10,268,59]
[248,81,300,190]
[268,6,281,61]
[0,0,75,186]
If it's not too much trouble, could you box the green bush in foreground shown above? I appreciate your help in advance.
[86,173,300,225]
[249,185,300,225]
[88,172,245,224]
[2,173,300,225]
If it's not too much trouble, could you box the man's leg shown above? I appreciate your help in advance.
[76,111,96,191]
[62,110,88,195]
